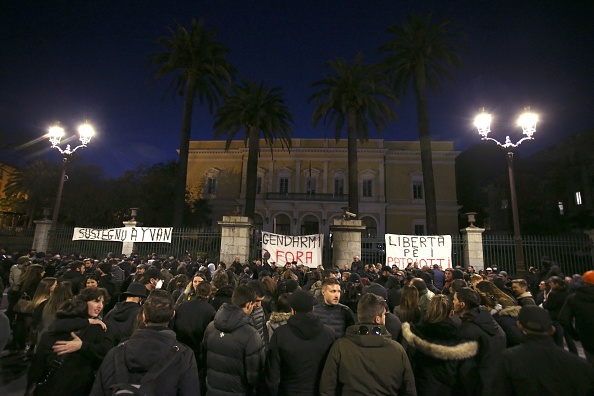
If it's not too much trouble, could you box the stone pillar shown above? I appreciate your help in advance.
[32,219,52,253]
[460,226,486,271]
[121,220,142,256]
[330,219,366,270]
[218,216,253,265]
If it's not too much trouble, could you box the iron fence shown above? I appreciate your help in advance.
[0,228,35,254]
[483,233,594,277]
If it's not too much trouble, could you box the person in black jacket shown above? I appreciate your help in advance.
[266,290,336,395]
[91,290,199,396]
[313,278,356,338]
[543,276,578,354]
[102,282,146,345]
[491,305,594,396]
[402,294,478,396]
[173,281,216,396]
[202,285,265,395]
[454,287,506,395]
[27,288,113,395]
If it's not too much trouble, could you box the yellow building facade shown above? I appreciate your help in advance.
[186,138,460,236]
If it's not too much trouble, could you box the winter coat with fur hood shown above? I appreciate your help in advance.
[402,319,478,396]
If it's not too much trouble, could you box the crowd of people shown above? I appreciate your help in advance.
[1,248,594,395]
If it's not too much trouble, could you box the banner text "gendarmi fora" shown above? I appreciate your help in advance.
[72,227,173,243]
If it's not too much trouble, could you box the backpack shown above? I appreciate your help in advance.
[109,342,184,396]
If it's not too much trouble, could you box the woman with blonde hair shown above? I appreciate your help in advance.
[402,294,478,395]
[475,280,516,308]
[395,285,422,324]
[13,273,54,350]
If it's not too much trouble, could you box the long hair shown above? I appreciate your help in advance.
[31,277,57,308]
[475,281,516,308]
[44,281,74,316]
[260,276,277,294]
[398,285,421,323]
[20,264,45,293]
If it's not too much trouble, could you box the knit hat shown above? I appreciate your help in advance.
[98,262,112,274]
[518,306,553,333]
[364,283,388,300]
[583,270,594,285]
[452,269,465,280]
[288,290,315,313]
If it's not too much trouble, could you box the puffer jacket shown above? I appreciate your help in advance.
[265,312,291,342]
[493,305,523,348]
[202,303,265,396]
[250,305,268,347]
[312,302,355,338]
[402,319,478,396]
[103,301,142,344]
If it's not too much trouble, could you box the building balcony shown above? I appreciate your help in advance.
[265,192,347,202]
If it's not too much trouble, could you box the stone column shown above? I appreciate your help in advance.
[32,219,52,253]
[121,220,142,256]
[460,226,485,271]
[218,216,253,265]
[330,219,366,270]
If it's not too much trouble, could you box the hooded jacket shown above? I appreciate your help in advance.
[458,306,506,394]
[265,311,292,342]
[320,324,416,396]
[202,303,264,395]
[103,301,142,344]
[266,312,336,396]
[91,326,198,396]
[402,319,478,395]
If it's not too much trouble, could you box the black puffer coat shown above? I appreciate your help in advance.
[103,301,142,344]
[402,319,478,396]
[312,302,355,338]
[560,284,594,353]
[202,303,265,395]
[172,297,216,362]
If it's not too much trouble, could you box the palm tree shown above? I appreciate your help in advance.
[379,13,464,234]
[148,18,235,227]
[213,79,293,219]
[309,54,397,216]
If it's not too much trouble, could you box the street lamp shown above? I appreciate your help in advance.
[474,108,538,280]
[47,122,95,252]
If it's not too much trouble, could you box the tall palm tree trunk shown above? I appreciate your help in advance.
[347,109,359,216]
[244,126,259,219]
[414,67,438,234]
[173,77,197,227]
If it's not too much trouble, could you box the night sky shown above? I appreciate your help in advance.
[1,0,593,178]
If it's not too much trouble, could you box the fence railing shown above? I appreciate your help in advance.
[3,226,593,277]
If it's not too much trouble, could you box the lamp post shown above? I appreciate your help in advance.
[474,108,538,280]
[47,122,94,252]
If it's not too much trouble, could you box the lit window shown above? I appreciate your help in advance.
[362,180,372,197]
[279,177,289,194]
[207,177,216,194]
[576,191,583,205]
[412,181,424,200]
[334,178,344,195]
[558,201,564,215]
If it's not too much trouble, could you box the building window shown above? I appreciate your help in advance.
[414,224,425,235]
[334,178,344,195]
[279,177,289,194]
[306,177,316,194]
[257,176,262,194]
[362,179,372,197]
[412,181,424,200]
[207,177,216,195]
[575,191,583,205]
[558,201,564,215]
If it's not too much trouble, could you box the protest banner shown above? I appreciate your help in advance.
[262,231,323,268]
[73,227,173,243]
[385,234,452,268]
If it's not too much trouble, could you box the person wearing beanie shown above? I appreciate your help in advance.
[492,306,594,395]
[559,270,594,365]
[266,290,335,395]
